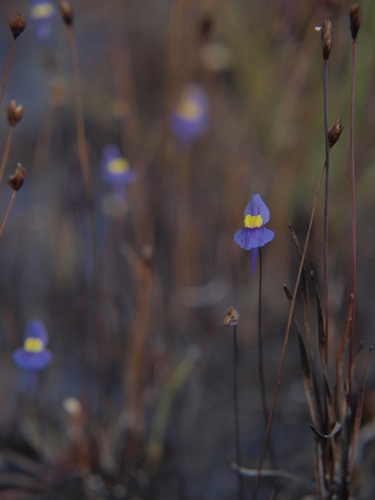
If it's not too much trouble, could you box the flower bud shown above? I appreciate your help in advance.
[350,4,361,40]
[7,100,23,127]
[321,19,332,60]
[8,163,25,191]
[223,306,240,327]
[328,118,343,149]
[9,13,26,39]
[60,0,73,26]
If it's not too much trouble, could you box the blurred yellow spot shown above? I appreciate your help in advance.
[244,214,263,229]
[176,99,202,120]
[30,3,55,20]
[107,158,129,174]
[24,338,44,353]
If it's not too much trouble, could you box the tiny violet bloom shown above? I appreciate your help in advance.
[29,0,56,42]
[170,84,209,144]
[234,194,275,276]
[13,320,53,370]
[100,144,137,186]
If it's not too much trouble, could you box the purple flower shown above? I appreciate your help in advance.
[13,320,53,370]
[29,1,56,42]
[100,144,137,186]
[234,194,275,276]
[170,84,209,144]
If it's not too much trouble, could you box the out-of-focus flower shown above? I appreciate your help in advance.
[29,0,56,42]
[170,84,209,144]
[100,144,137,186]
[13,320,53,370]
[234,194,274,276]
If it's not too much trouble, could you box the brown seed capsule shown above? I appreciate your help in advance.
[9,13,26,40]
[8,163,25,191]
[328,118,344,149]
[60,0,73,26]
[7,100,23,127]
[350,4,361,40]
[321,19,333,60]
[223,306,240,327]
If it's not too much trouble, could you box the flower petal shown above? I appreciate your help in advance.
[234,226,274,250]
[24,320,49,346]
[244,194,270,224]
[13,348,53,370]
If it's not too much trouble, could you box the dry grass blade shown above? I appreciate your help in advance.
[283,285,322,429]
[334,296,353,417]
[289,224,313,358]
[310,421,341,439]
[349,346,372,475]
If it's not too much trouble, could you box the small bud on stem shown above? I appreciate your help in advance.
[9,13,26,39]
[223,306,240,327]
[8,163,25,191]
[328,118,344,149]
[7,100,23,127]
[60,1,73,26]
[321,19,333,60]
[350,4,361,40]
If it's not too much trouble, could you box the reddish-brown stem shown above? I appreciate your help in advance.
[0,190,16,238]
[0,39,15,110]
[348,39,357,405]
[0,126,13,188]
[323,59,330,366]
[253,160,327,500]
[67,26,93,203]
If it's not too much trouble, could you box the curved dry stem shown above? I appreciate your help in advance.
[0,39,15,110]
[0,190,16,239]
[0,126,14,188]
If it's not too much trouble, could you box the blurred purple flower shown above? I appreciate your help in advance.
[234,194,275,276]
[29,1,56,42]
[171,84,209,144]
[100,144,137,186]
[13,320,53,370]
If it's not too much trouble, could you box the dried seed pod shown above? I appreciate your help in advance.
[350,4,361,40]
[223,306,240,327]
[60,0,73,26]
[328,118,344,149]
[7,100,23,126]
[9,13,26,39]
[321,19,333,60]
[8,163,25,191]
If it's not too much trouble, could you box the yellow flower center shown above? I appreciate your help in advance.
[176,99,202,120]
[30,3,55,20]
[24,337,44,353]
[107,158,130,174]
[244,214,263,229]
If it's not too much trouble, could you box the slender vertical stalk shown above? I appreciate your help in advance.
[233,324,244,500]
[66,26,93,203]
[348,38,357,404]
[323,58,330,366]
[0,190,16,238]
[0,39,15,109]
[0,126,13,188]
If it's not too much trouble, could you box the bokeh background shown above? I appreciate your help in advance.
[0,0,374,498]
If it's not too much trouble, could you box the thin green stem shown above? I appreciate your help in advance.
[233,324,244,500]
[0,39,15,110]
[0,126,13,188]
